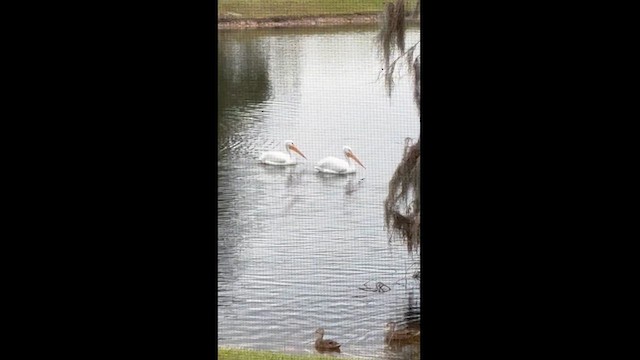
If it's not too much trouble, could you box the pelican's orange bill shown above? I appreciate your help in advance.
[288,144,307,159]
[348,153,365,169]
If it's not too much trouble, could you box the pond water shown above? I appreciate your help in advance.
[218,25,421,359]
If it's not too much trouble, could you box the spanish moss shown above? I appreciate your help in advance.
[377,0,421,253]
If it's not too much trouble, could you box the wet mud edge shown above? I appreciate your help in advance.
[218,13,420,30]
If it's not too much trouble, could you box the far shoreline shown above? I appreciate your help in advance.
[218,13,419,30]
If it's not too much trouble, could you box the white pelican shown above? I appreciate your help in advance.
[314,146,365,174]
[258,140,307,165]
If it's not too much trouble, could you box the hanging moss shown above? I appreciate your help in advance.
[377,0,421,252]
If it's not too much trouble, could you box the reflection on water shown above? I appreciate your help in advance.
[218,25,420,359]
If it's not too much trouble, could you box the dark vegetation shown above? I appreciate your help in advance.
[378,0,421,257]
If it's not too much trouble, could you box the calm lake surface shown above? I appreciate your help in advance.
[218,25,421,359]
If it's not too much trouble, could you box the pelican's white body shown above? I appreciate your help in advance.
[314,146,365,174]
[259,151,298,165]
[259,140,306,166]
[314,156,356,174]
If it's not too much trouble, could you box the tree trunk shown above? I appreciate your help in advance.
[412,0,420,19]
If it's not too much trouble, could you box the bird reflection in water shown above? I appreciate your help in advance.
[286,170,303,187]
[344,178,365,195]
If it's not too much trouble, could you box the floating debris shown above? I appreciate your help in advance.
[358,280,391,293]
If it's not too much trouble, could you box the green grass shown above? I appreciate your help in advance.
[218,347,360,360]
[219,0,418,19]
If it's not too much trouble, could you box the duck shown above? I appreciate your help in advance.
[314,328,341,352]
[384,322,420,343]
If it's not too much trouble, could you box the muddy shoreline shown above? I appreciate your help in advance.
[218,13,419,30]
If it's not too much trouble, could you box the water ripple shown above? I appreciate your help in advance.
[219,27,421,360]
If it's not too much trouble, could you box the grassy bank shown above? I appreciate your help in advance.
[218,347,360,360]
[219,0,418,19]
